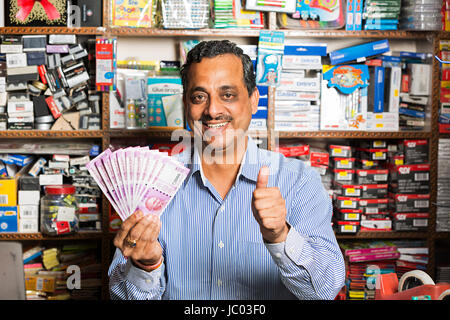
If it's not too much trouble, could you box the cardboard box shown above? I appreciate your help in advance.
[356,169,389,184]
[0,178,17,206]
[25,275,56,293]
[392,212,428,231]
[0,206,18,232]
[18,190,40,205]
[389,193,430,213]
[389,163,430,194]
[334,220,360,234]
[19,217,39,233]
[359,198,389,214]
[19,205,39,219]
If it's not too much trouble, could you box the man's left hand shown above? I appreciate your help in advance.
[252,166,290,243]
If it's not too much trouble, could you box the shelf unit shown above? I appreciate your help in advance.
[1,7,449,300]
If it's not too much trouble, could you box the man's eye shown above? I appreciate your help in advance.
[223,93,235,99]
[192,95,206,103]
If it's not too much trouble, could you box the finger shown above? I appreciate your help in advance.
[253,187,281,200]
[114,210,144,248]
[253,197,285,212]
[127,213,155,243]
[139,215,161,243]
[256,166,269,189]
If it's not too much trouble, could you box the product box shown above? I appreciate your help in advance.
[0,206,18,232]
[0,178,17,206]
[401,139,429,164]
[283,43,328,57]
[355,158,382,170]
[109,206,122,233]
[389,163,430,194]
[331,157,355,169]
[334,220,360,234]
[19,217,38,233]
[408,64,431,96]
[310,149,330,167]
[359,198,389,214]
[329,39,390,65]
[360,184,388,199]
[329,145,352,158]
[147,77,184,128]
[360,219,392,232]
[282,55,323,70]
[334,182,362,197]
[389,193,430,213]
[18,190,40,205]
[391,212,429,231]
[25,275,56,292]
[356,147,388,161]
[335,208,362,221]
[356,169,389,184]
[19,204,39,219]
[335,196,359,210]
[333,169,355,183]
[366,111,399,131]
[275,90,321,101]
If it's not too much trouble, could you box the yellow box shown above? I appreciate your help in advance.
[0,178,17,206]
[25,275,56,293]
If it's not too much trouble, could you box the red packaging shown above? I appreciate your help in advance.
[45,96,61,119]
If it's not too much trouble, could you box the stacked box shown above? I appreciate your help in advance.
[437,139,450,232]
[439,41,450,134]
[0,34,100,131]
[400,0,442,30]
[275,43,326,132]
[388,139,430,231]
[362,0,401,30]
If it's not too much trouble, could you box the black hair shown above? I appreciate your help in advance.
[180,40,257,96]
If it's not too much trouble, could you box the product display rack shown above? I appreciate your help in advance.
[0,6,449,300]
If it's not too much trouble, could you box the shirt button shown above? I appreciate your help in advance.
[217,279,223,286]
[275,252,282,258]
[218,241,224,249]
[219,206,225,213]
[146,278,153,284]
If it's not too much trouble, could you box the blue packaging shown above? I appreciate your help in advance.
[372,66,385,113]
[0,206,18,232]
[329,39,390,65]
[283,43,327,57]
[399,107,425,119]
[257,85,268,107]
[147,77,184,127]
[252,106,268,119]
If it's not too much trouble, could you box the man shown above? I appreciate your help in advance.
[108,40,345,300]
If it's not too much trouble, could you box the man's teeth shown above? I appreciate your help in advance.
[206,122,228,128]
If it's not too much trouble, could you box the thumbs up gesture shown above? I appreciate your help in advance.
[252,166,289,243]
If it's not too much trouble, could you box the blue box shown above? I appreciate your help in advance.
[329,39,390,65]
[399,108,425,119]
[373,66,385,113]
[252,106,268,119]
[147,77,184,127]
[284,43,327,57]
[0,206,18,232]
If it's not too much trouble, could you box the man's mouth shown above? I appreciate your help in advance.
[204,121,230,129]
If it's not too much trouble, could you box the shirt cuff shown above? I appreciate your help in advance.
[264,224,306,267]
[124,258,163,292]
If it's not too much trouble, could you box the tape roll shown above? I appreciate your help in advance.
[398,270,435,292]
[438,289,450,300]
[31,81,47,91]
[36,122,52,130]
[35,115,55,123]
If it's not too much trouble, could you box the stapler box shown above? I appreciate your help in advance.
[329,39,390,65]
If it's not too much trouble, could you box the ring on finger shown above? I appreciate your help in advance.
[125,237,137,248]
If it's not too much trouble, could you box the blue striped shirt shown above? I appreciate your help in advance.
[108,137,345,300]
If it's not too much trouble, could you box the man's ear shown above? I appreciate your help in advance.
[250,87,260,115]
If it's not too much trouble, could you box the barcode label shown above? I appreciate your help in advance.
[415,173,429,181]
[413,219,428,227]
[0,195,8,205]
[36,278,44,291]
[21,208,34,217]
[374,174,388,181]
[415,200,429,208]
[365,207,379,214]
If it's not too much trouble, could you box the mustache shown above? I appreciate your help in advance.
[200,115,233,122]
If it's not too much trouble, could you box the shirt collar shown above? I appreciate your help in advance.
[182,136,261,189]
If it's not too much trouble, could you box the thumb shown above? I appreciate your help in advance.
[256,166,269,189]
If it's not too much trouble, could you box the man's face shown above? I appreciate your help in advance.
[183,54,259,154]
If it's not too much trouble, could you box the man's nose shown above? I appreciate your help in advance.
[205,95,226,119]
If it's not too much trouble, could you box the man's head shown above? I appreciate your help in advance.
[181,40,257,97]
[181,40,259,156]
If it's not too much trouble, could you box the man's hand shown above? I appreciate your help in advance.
[113,210,162,271]
[252,166,289,243]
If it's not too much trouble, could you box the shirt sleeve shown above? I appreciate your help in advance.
[265,165,346,300]
[108,248,166,300]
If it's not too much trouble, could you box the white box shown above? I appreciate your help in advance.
[278,77,321,92]
[18,191,40,205]
[275,90,320,101]
[282,55,322,70]
[367,112,399,131]
[19,205,39,219]
[7,101,34,114]
[386,67,401,113]
[19,218,39,233]
[0,44,23,54]
[6,53,27,68]
[39,174,63,185]
[109,92,125,129]
[409,64,431,96]
[249,118,267,130]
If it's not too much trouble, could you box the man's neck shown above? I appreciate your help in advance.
[199,136,248,199]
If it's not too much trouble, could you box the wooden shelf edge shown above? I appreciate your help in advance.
[0,232,104,240]
[336,232,429,239]
[0,130,105,138]
[108,27,261,37]
[0,27,105,35]
[276,131,432,139]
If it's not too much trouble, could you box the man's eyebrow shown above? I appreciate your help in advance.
[190,86,207,93]
[219,85,238,91]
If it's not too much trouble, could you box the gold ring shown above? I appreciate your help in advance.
[126,238,137,248]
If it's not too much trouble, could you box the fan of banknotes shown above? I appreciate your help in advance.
[86,147,189,221]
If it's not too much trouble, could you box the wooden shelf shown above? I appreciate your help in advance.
[0,232,104,241]
[276,131,432,139]
[108,27,262,38]
[280,29,436,39]
[0,27,104,35]
[0,130,104,139]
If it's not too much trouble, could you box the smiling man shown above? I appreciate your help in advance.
[108,40,345,300]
